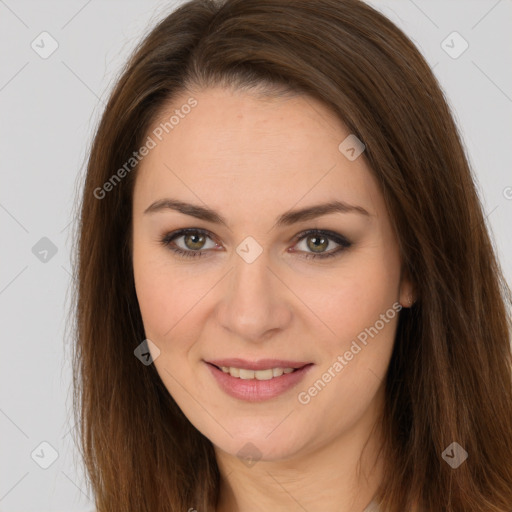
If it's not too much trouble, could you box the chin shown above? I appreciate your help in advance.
[209,420,312,463]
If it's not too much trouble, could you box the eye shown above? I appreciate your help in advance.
[160,228,219,259]
[291,229,352,260]
[160,228,351,260]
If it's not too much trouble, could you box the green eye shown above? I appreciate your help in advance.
[161,229,217,258]
[291,229,351,260]
[160,228,352,260]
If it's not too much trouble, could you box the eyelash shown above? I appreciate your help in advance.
[159,228,352,260]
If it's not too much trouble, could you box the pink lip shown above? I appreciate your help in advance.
[206,358,311,371]
[205,360,314,402]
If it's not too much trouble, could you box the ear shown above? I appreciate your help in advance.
[398,266,415,308]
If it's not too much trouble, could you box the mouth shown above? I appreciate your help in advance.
[204,359,314,402]
[208,363,304,380]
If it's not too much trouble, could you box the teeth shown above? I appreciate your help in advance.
[239,368,255,379]
[254,369,273,380]
[218,366,297,379]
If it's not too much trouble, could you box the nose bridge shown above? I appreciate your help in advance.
[215,247,292,342]
[233,251,272,304]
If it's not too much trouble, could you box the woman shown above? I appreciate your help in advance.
[71,0,512,510]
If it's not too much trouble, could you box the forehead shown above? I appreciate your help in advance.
[133,86,383,221]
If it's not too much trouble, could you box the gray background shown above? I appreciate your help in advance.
[1,1,511,510]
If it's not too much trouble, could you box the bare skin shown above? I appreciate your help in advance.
[131,85,413,512]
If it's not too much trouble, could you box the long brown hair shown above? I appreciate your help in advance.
[70,0,512,510]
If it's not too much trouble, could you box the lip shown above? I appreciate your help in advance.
[205,360,314,402]
[206,358,311,371]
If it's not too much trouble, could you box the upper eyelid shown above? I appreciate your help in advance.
[167,228,221,245]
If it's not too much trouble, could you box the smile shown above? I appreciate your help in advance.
[217,366,296,380]
[205,359,314,402]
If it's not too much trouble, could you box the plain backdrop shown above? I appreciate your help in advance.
[1,1,511,510]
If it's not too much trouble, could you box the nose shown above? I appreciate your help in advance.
[214,250,293,343]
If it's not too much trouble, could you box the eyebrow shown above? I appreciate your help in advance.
[143,198,371,228]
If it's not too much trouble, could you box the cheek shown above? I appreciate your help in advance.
[133,249,225,371]
[294,249,400,407]
[304,250,400,348]
[136,278,199,348]
[133,243,195,344]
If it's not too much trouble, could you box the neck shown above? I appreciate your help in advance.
[214,385,385,512]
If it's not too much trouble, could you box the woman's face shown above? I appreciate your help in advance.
[132,86,412,461]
